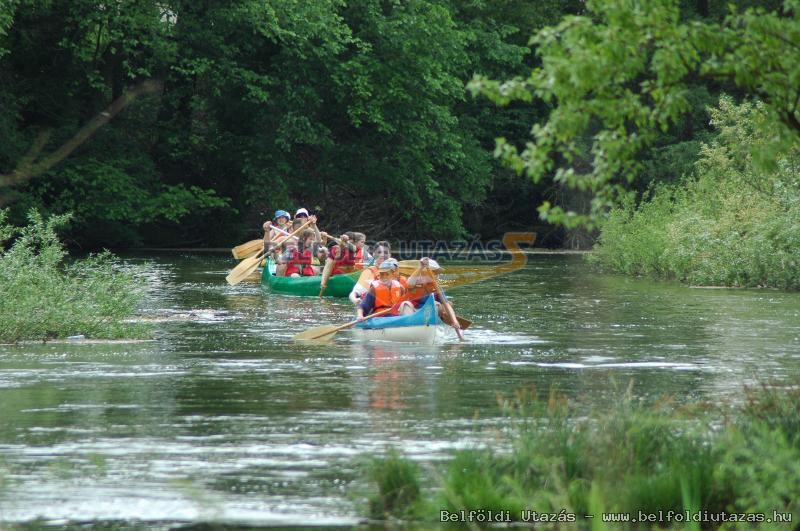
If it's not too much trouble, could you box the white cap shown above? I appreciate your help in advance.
[421,257,442,270]
[295,208,309,217]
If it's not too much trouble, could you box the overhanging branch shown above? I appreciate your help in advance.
[0,79,163,194]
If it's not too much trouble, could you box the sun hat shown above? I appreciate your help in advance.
[427,259,442,270]
[378,260,395,272]
[295,208,309,218]
[273,209,290,221]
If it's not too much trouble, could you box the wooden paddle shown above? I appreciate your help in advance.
[232,226,299,259]
[455,315,472,330]
[232,239,263,259]
[294,307,393,342]
[318,255,336,297]
[225,219,314,286]
[427,266,464,341]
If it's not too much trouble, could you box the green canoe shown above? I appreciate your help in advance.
[261,260,359,297]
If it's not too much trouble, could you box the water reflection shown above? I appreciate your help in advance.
[0,252,798,526]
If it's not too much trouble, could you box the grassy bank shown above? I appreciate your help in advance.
[367,384,800,528]
[590,97,800,289]
[0,210,148,343]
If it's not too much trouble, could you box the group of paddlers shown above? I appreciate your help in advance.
[262,208,458,326]
[262,208,373,277]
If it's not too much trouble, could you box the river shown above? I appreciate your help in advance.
[0,253,798,527]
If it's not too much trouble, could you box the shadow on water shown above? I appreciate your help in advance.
[0,252,798,526]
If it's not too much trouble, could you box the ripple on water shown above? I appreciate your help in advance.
[1,254,798,526]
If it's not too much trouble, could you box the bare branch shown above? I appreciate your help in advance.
[0,79,163,192]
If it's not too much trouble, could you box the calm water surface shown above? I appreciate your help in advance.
[1,253,798,527]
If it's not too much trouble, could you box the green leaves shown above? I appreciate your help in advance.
[472,0,800,228]
[0,209,148,341]
[592,96,800,288]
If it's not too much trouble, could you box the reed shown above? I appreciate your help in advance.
[368,384,800,527]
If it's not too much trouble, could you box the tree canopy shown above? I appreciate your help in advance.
[2,0,582,247]
[470,0,800,229]
[2,0,796,248]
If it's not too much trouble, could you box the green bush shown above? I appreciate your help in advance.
[368,448,423,521]
[716,386,800,520]
[0,209,148,342]
[592,96,800,289]
[369,385,799,527]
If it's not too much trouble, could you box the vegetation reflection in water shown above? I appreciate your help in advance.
[0,253,798,527]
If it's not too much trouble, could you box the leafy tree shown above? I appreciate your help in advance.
[0,1,229,246]
[470,0,800,229]
[1,0,590,246]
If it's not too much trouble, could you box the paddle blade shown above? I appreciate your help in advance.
[319,258,335,297]
[294,324,340,342]
[226,252,263,285]
[456,315,472,330]
[397,259,420,269]
[232,239,263,259]
[397,259,420,277]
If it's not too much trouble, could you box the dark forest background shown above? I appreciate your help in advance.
[0,0,763,249]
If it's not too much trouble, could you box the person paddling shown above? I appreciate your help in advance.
[349,240,391,305]
[312,246,329,274]
[294,207,310,221]
[352,232,371,269]
[357,260,406,321]
[284,216,321,277]
[264,216,317,276]
[264,209,291,240]
[328,232,357,275]
[399,257,447,317]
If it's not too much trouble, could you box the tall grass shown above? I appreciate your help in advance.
[367,448,422,521]
[368,385,800,527]
[0,209,148,342]
[591,96,800,289]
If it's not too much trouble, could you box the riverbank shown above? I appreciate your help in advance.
[368,384,800,527]
[590,98,800,291]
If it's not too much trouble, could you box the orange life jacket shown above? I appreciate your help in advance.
[405,274,436,303]
[370,279,404,312]
[406,284,427,301]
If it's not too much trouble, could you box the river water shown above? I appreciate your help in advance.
[0,253,798,527]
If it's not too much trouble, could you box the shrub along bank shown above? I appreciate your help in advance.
[367,385,800,527]
[590,97,800,289]
[0,210,148,343]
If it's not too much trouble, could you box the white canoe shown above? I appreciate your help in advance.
[350,296,442,344]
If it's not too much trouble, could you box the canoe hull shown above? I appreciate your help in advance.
[350,325,440,345]
[261,261,358,297]
[351,296,442,344]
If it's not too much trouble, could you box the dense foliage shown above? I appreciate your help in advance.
[1,0,797,260]
[591,97,800,288]
[0,0,582,247]
[471,0,799,229]
[368,385,800,525]
[0,209,147,342]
